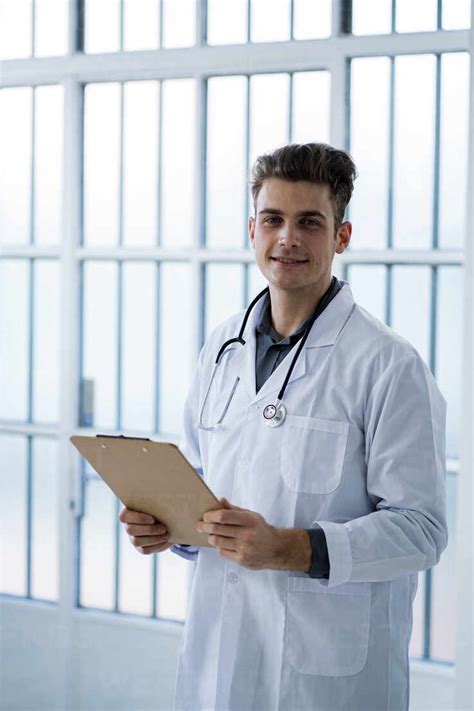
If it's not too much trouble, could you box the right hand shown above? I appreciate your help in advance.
[119,507,172,555]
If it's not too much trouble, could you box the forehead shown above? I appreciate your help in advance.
[256,178,334,215]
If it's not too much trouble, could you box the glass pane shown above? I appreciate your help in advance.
[0,87,32,246]
[31,437,59,601]
[34,85,64,246]
[162,0,196,48]
[85,0,120,53]
[161,80,196,248]
[396,0,437,32]
[121,262,156,432]
[249,74,289,167]
[347,265,386,322]
[430,472,457,661]
[83,83,121,247]
[205,264,245,338]
[123,0,160,51]
[393,55,436,250]
[159,263,194,434]
[293,0,331,39]
[32,260,60,423]
[250,0,291,42]
[439,53,470,250]
[391,266,431,365]
[118,521,153,616]
[35,0,68,57]
[0,260,29,421]
[247,263,268,301]
[82,262,118,429]
[80,473,116,609]
[436,267,463,459]
[0,434,28,595]
[352,0,392,35]
[0,0,32,59]
[123,81,160,247]
[206,76,247,249]
[292,71,330,144]
[409,571,425,658]
[442,0,471,29]
[207,0,248,45]
[156,549,190,621]
[349,58,390,249]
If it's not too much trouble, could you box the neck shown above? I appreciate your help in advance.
[269,276,333,339]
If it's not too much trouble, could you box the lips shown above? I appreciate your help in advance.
[270,257,309,264]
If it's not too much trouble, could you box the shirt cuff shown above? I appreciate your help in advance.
[170,544,199,562]
[305,524,330,579]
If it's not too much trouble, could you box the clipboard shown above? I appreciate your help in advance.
[70,434,221,547]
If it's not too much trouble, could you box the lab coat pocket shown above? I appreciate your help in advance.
[281,415,349,494]
[285,577,371,677]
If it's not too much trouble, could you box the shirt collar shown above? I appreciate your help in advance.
[255,293,312,346]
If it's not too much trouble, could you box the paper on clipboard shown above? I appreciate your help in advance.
[70,434,221,547]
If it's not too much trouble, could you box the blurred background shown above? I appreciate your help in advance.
[0,0,472,709]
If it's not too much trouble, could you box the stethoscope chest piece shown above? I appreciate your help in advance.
[263,402,287,427]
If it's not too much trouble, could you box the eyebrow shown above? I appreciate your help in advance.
[258,208,327,221]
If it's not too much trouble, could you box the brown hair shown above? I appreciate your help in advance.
[250,143,357,232]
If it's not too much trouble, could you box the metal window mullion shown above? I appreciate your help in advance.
[391,0,396,34]
[31,0,36,58]
[114,261,124,613]
[432,55,442,250]
[157,81,163,247]
[247,0,252,43]
[154,262,161,434]
[243,75,251,247]
[120,0,125,51]
[28,260,35,424]
[197,0,208,46]
[288,71,294,142]
[387,57,395,250]
[197,75,207,249]
[290,0,295,40]
[26,435,33,597]
[385,264,392,326]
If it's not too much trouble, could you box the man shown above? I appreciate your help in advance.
[120,143,447,711]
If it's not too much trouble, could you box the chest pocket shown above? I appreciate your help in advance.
[281,415,349,494]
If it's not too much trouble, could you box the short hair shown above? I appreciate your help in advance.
[250,143,358,231]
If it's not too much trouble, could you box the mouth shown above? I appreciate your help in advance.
[270,257,309,266]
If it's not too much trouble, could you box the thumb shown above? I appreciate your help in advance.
[220,496,244,511]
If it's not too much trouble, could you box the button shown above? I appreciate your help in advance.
[228,572,239,584]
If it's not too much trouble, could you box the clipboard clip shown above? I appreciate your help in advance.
[95,434,152,441]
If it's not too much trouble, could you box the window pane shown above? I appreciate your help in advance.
[161,80,196,248]
[83,83,121,247]
[439,53,470,250]
[293,0,331,39]
[292,71,330,144]
[391,266,431,365]
[0,0,32,59]
[159,263,194,434]
[121,262,156,432]
[207,0,248,45]
[395,0,437,32]
[349,58,390,249]
[85,0,120,53]
[206,76,247,249]
[430,472,457,661]
[34,85,64,246]
[32,260,60,423]
[205,264,245,338]
[0,260,29,421]
[436,267,463,459]
[0,87,32,246]
[82,262,118,429]
[35,0,68,57]
[123,0,160,51]
[80,473,116,609]
[393,55,436,250]
[347,265,386,322]
[0,434,28,595]
[251,0,291,42]
[442,0,471,29]
[119,522,153,616]
[156,550,190,621]
[352,0,392,35]
[162,0,196,48]
[31,437,59,601]
[123,81,160,247]
[249,74,289,165]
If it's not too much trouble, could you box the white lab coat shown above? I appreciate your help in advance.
[172,281,448,711]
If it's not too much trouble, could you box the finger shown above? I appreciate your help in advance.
[208,535,237,551]
[130,534,169,547]
[119,508,156,525]
[220,497,245,511]
[136,541,172,555]
[126,522,167,536]
[203,509,251,526]
[197,522,240,538]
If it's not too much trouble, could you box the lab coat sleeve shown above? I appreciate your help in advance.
[170,349,205,563]
[317,353,448,588]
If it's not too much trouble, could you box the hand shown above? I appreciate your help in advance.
[196,497,282,570]
[119,507,172,555]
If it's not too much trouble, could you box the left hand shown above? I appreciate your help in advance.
[196,497,281,570]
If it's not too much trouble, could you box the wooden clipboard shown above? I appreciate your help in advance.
[70,434,221,547]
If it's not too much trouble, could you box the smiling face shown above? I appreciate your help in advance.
[249,178,352,298]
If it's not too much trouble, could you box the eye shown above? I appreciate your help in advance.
[263,216,282,225]
[301,218,321,227]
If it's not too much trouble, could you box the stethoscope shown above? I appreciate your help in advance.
[197,277,338,431]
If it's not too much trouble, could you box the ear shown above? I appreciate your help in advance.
[335,222,352,254]
[249,215,255,250]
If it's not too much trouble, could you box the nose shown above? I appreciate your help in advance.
[277,223,301,248]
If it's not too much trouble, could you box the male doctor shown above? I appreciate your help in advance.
[120,143,448,711]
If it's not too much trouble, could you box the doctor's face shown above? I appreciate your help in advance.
[249,178,351,296]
